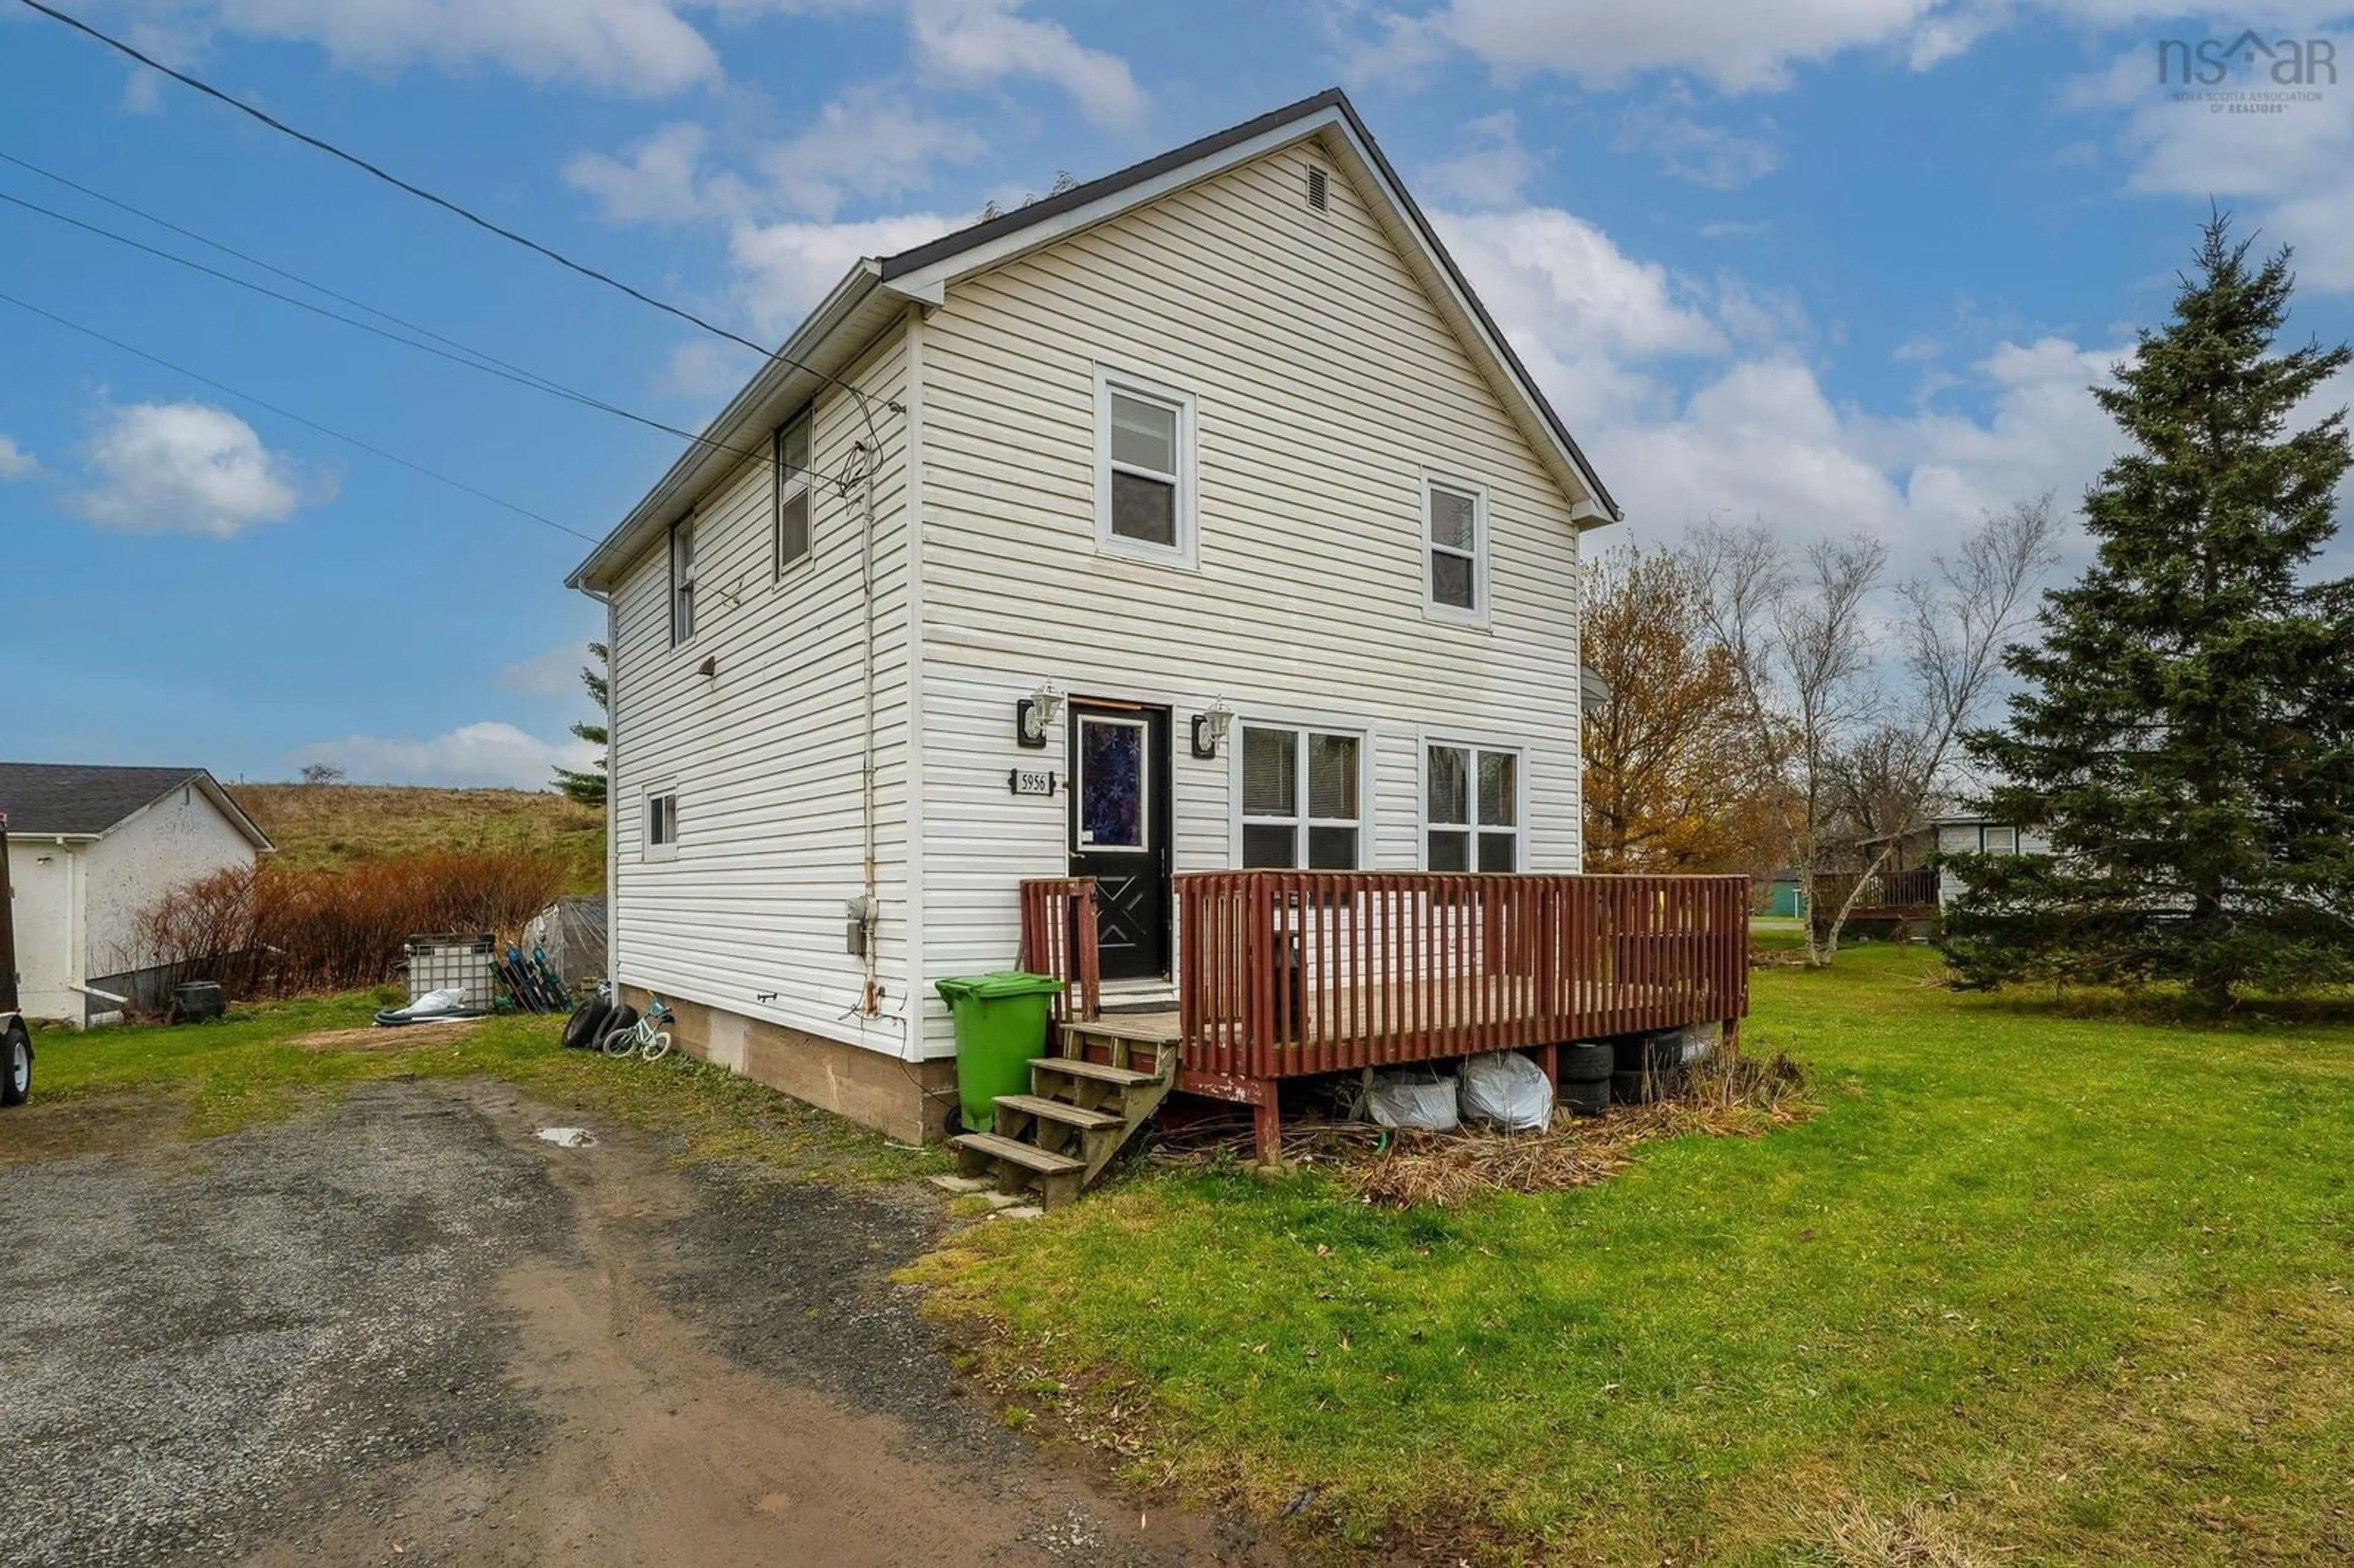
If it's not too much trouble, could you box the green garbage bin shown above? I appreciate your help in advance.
[935,970,1065,1134]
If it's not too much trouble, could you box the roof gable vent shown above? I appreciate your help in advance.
[1306,167,1328,212]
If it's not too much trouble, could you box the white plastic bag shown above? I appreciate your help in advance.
[1366,1069,1460,1132]
[1459,1050,1555,1132]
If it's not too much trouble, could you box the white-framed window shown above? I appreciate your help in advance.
[1094,367,1197,566]
[669,519,697,647]
[1423,741,1521,871]
[1423,474,1487,623]
[1980,824,2019,855]
[774,411,813,577]
[644,785,680,862]
[1238,724,1364,869]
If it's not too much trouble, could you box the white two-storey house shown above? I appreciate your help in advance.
[567,89,1630,1144]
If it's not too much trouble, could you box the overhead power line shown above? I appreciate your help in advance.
[0,176,809,481]
[0,286,597,544]
[14,0,893,424]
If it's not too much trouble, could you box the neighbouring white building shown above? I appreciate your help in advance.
[567,89,1622,1142]
[0,763,275,1026]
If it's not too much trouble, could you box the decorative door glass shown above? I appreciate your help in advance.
[1077,715,1148,851]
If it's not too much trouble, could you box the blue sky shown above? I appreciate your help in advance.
[2,0,2349,787]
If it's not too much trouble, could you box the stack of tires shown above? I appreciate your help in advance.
[1557,1041,1613,1116]
[563,994,633,1051]
[1610,1032,1685,1106]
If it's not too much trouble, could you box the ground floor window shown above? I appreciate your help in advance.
[1425,742,1519,871]
[644,787,679,861]
[1240,725,1362,869]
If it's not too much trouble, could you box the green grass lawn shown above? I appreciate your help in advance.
[20,994,937,1182]
[916,943,2354,1565]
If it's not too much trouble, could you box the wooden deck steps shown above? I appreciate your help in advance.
[948,1013,1178,1211]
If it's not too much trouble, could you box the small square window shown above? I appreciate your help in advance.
[1981,825,2019,855]
[644,789,679,861]
[1095,369,1195,565]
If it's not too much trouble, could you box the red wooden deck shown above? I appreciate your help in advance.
[1019,872,1750,1158]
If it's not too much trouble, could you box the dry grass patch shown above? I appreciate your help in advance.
[232,783,605,893]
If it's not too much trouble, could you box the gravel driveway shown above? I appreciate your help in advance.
[0,1078,1279,1568]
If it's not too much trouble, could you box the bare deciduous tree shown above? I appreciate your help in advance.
[1813,496,2060,958]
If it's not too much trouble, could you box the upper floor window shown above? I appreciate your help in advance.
[1094,367,1197,566]
[775,411,813,577]
[1424,476,1487,623]
[1240,725,1362,869]
[1980,824,2019,855]
[669,520,697,646]
[1425,741,1519,871]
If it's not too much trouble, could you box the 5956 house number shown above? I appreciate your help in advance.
[1007,769,1057,797]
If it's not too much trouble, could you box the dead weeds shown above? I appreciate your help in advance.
[289,1018,482,1053]
[1150,1051,1812,1208]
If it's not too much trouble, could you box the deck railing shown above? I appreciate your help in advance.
[1018,877,1101,1026]
[1176,872,1750,1082]
[1812,865,1940,916]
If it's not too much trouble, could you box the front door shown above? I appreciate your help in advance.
[1068,701,1173,981]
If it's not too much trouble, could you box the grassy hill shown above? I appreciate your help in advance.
[230,784,606,893]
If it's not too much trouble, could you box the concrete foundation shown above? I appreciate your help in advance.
[620,987,957,1145]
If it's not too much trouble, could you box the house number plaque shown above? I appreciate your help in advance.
[1007,768,1058,797]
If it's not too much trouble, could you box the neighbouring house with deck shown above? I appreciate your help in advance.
[567,89,1749,1186]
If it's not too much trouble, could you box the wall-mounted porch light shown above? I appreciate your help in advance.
[1016,680,1065,748]
[1190,696,1235,759]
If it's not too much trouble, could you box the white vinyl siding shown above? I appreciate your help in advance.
[607,325,915,1062]
[914,145,1586,1054]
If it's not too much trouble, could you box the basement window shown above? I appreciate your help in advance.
[1094,366,1197,567]
[775,410,813,577]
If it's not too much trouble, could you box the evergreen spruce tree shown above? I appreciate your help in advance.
[553,641,610,806]
[1943,216,2354,1008]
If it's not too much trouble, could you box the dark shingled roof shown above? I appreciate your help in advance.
[0,763,264,842]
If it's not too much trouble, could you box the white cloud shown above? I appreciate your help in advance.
[1351,0,1946,93]
[288,721,596,789]
[568,86,981,230]
[1425,194,2131,569]
[0,435,36,479]
[660,337,766,400]
[2082,32,2354,291]
[201,0,721,96]
[1429,205,1725,427]
[1422,111,1542,208]
[757,82,986,219]
[909,0,1146,127]
[1615,92,1782,187]
[728,210,959,336]
[68,402,327,539]
[565,122,720,224]
[495,644,590,699]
